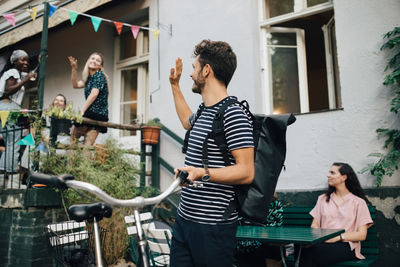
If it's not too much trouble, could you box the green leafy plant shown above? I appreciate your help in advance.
[362,27,400,186]
[43,102,83,123]
[39,139,159,264]
[143,118,162,127]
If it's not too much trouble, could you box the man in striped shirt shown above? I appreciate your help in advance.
[169,40,255,267]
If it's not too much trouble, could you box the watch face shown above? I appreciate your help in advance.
[202,174,210,182]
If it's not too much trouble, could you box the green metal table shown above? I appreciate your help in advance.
[236,226,345,267]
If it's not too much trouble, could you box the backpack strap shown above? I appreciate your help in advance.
[182,105,204,154]
[201,98,238,168]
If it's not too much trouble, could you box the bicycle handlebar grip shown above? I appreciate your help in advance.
[177,170,192,185]
[29,173,74,189]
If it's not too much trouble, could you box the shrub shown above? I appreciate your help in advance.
[40,139,158,264]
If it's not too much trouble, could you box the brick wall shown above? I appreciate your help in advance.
[0,188,65,267]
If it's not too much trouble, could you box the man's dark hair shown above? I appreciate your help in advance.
[193,39,237,87]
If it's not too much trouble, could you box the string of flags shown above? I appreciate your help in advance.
[1,2,160,39]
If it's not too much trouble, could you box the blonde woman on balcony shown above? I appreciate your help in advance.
[68,52,109,147]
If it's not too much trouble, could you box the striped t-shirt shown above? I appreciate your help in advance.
[178,96,254,225]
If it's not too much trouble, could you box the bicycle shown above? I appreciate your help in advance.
[29,170,190,267]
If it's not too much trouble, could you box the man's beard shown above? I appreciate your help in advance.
[192,74,205,94]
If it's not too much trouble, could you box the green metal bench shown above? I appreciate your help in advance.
[283,206,378,267]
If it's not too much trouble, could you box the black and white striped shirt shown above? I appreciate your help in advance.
[178,96,254,225]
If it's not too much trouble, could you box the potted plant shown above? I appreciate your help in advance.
[141,118,162,145]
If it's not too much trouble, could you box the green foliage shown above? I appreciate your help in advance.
[363,27,400,186]
[39,139,159,264]
[43,102,83,123]
[143,118,162,127]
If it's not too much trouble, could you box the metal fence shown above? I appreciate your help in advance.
[0,123,31,189]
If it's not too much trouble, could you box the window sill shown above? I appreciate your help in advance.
[293,107,343,116]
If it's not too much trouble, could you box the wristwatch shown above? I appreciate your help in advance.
[201,167,210,182]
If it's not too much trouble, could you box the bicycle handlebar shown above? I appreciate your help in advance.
[29,170,190,208]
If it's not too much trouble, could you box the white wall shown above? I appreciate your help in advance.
[148,0,261,138]
[150,0,400,191]
[148,0,261,187]
[278,0,400,190]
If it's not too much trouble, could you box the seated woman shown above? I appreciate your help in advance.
[48,94,71,147]
[298,162,373,267]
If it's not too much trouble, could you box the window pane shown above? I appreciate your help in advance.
[268,33,300,114]
[267,32,297,46]
[307,0,329,7]
[120,30,137,60]
[121,69,138,136]
[265,0,294,18]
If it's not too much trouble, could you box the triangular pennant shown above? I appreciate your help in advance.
[0,111,10,128]
[3,13,15,27]
[130,25,140,39]
[152,29,160,40]
[29,7,38,21]
[114,21,123,35]
[68,10,78,26]
[48,4,58,17]
[90,16,102,32]
[18,134,35,146]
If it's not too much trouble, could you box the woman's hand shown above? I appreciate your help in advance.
[325,235,341,243]
[68,56,78,70]
[25,71,37,81]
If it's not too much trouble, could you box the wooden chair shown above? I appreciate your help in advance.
[125,212,156,264]
[146,228,173,266]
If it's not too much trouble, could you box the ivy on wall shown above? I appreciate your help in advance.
[362,27,400,186]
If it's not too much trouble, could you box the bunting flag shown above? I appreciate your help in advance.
[49,4,58,17]
[114,21,123,35]
[91,16,102,32]
[18,134,35,146]
[152,29,160,40]
[131,25,140,39]
[29,7,38,21]
[1,5,161,39]
[68,10,78,25]
[0,111,10,128]
[3,13,16,26]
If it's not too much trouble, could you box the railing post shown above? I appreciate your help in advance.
[151,139,160,189]
[140,142,146,188]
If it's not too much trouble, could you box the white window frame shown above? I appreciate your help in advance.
[112,27,149,141]
[259,0,335,114]
[262,27,309,114]
[322,16,338,109]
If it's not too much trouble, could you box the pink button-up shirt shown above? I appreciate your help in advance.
[310,192,373,259]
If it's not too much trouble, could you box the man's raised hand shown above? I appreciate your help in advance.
[169,57,182,86]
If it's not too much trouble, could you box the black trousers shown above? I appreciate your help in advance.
[170,215,237,267]
[295,242,356,267]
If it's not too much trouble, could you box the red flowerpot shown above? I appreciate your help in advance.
[141,126,161,145]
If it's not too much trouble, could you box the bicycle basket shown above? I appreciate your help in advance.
[45,221,107,267]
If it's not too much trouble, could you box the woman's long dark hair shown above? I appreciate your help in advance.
[325,162,367,202]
